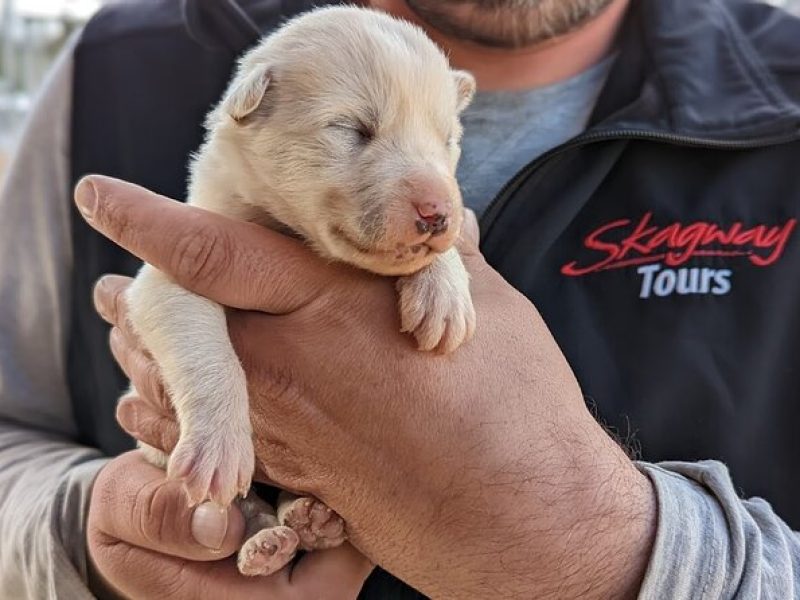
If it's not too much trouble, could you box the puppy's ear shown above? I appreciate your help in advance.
[223,63,272,122]
[453,70,476,113]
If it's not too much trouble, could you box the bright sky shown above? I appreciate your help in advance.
[7,0,100,21]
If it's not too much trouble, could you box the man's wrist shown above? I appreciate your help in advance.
[573,447,656,600]
[420,420,656,599]
[521,426,655,599]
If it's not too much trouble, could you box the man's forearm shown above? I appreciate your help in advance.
[0,421,107,599]
[400,417,656,600]
[413,420,800,600]
[399,419,799,600]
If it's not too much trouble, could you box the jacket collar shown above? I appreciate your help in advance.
[592,0,800,141]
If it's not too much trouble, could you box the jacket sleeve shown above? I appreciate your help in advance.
[0,33,108,600]
[636,460,800,599]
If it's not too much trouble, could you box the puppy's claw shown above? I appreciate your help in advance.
[168,427,254,507]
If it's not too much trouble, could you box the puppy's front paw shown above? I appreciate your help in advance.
[168,424,254,507]
[397,251,475,353]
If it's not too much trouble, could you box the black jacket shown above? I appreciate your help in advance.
[67,0,800,597]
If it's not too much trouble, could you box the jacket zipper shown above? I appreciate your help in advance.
[478,127,800,241]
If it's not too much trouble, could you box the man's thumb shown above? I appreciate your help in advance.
[74,174,330,314]
[90,451,245,561]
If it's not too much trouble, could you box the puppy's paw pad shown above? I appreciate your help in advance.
[168,428,254,507]
[281,497,347,551]
[237,526,299,577]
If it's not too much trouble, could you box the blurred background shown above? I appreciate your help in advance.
[0,0,799,180]
[0,0,101,175]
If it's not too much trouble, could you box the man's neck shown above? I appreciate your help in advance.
[367,0,630,91]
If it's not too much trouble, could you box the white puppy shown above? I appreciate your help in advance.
[126,5,476,576]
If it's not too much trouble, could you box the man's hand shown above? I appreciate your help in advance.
[77,174,656,600]
[87,452,372,599]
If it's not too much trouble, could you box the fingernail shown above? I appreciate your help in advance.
[75,177,97,221]
[115,399,138,434]
[97,274,114,294]
[191,502,228,550]
[94,278,113,320]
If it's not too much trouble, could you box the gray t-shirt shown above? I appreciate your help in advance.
[457,56,614,215]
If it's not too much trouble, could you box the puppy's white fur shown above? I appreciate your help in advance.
[127,5,476,575]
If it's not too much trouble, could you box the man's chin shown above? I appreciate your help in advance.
[404,0,616,49]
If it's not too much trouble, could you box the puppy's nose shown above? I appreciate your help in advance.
[415,212,448,235]
[413,200,450,236]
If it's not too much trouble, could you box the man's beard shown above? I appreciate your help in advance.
[404,0,616,48]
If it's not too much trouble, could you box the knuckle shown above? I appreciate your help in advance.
[138,410,176,453]
[137,412,166,449]
[170,223,231,288]
[96,188,133,242]
[135,481,175,546]
[134,411,158,446]
[159,423,177,454]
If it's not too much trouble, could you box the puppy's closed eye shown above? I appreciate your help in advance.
[327,119,375,145]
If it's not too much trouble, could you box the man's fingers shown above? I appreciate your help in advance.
[117,395,179,454]
[91,534,369,600]
[90,453,370,599]
[90,451,245,561]
[76,175,333,313]
[290,543,374,598]
[93,274,134,332]
[109,327,171,412]
[89,528,297,600]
